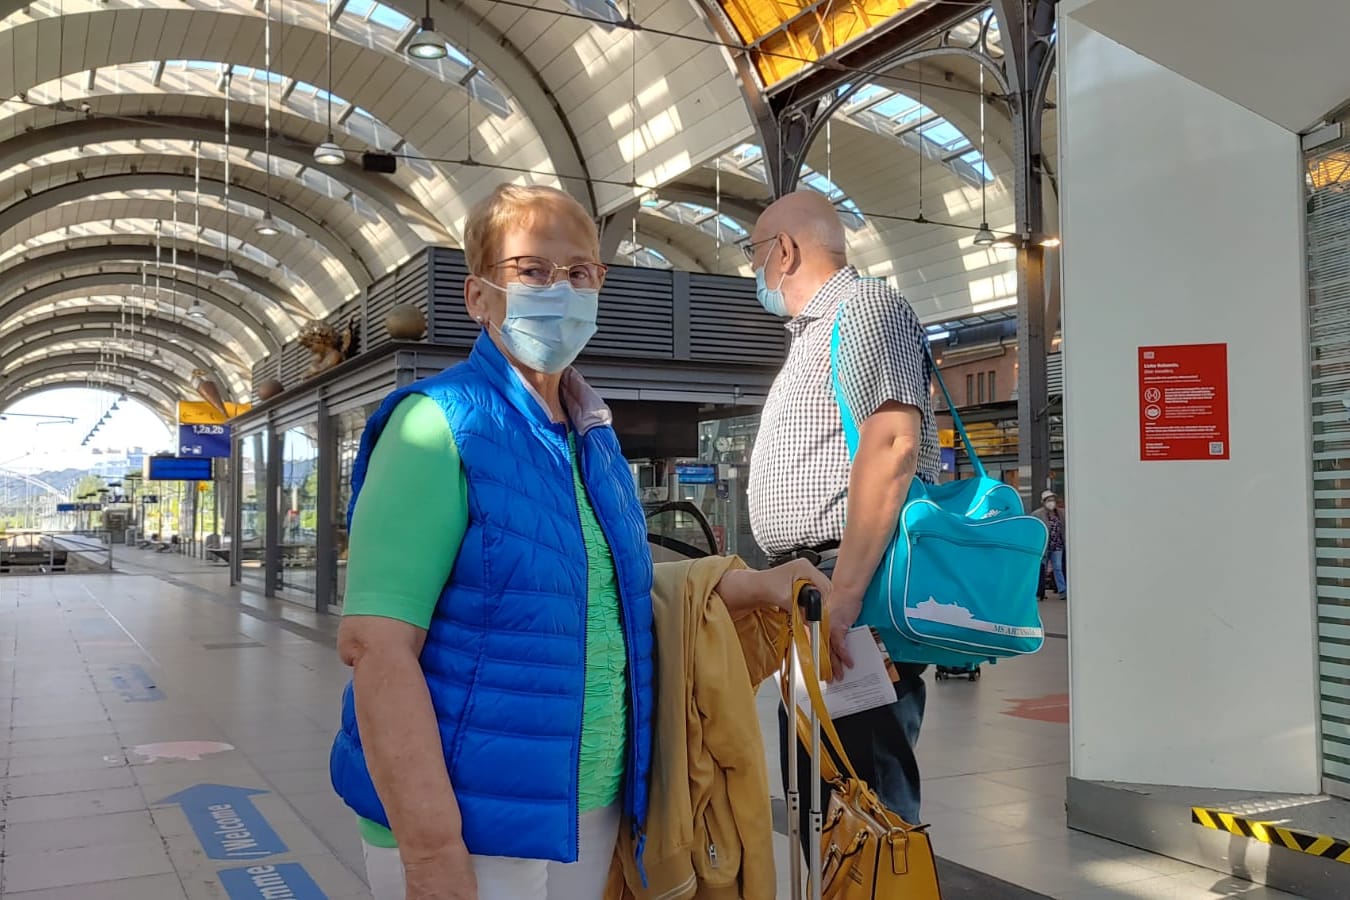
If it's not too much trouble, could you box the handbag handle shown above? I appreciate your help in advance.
[779,583,861,784]
[828,294,987,480]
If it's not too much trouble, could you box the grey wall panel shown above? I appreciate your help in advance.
[588,267,674,359]
[688,273,785,363]
[254,252,777,394]
[428,247,477,347]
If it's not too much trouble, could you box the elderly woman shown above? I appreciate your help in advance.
[330,183,825,900]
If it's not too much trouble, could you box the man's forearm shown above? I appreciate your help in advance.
[832,438,916,602]
[352,648,466,861]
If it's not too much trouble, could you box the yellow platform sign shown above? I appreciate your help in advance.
[178,400,251,425]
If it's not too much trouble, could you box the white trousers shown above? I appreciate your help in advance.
[363,804,620,900]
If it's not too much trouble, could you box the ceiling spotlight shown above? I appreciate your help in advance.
[218,263,239,283]
[1040,236,1062,249]
[973,223,996,246]
[313,141,346,166]
[187,298,208,320]
[255,212,280,237]
[407,18,448,59]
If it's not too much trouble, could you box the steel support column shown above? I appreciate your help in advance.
[265,426,282,597]
[314,400,335,614]
[993,0,1058,503]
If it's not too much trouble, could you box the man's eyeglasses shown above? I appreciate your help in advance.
[491,256,608,290]
[739,235,781,265]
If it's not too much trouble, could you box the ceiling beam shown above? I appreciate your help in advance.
[0,352,196,404]
[0,4,588,217]
[0,380,177,426]
[0,172,374,286]
[0,272,282,354]
[0,243,305,329]
[0,114,447,244]
[0,321,242,399]
[0,306,251,372]
[651,184,766,228]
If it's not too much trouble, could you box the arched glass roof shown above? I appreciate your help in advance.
[716,143,865,230]
[642,199,749,241]
[618,238,672,270]
[0,59,453,244]
[839,84,993,185]
[0,0,514,120]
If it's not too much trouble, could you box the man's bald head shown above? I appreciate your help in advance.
[756,190,848,265]
[747,190,851,318]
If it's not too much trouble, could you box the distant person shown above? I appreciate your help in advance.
[330,183,827,900]
[1033,490,1067,598]
[744,189,940,840]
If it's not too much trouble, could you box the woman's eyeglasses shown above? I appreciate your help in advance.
[491,256,608,290]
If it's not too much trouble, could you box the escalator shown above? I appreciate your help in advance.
[645,501,718,561]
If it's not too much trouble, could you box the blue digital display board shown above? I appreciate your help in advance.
[145,456,214,481]
[675,464,716,485]
[178,423,231,458]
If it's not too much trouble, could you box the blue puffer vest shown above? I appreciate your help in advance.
[330,334,654,864]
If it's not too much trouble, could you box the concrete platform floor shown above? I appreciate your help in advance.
[0,549,1299,898]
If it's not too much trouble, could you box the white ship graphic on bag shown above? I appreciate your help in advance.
[910,597,1044,639]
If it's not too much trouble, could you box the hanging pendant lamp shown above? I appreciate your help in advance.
[408,0,447,60]
[973,63,995,246]
[257,0,281,236]
[315,0,346,165]
[219,69,240,281]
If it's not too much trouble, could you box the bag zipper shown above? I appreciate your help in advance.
[910,530,1043,556]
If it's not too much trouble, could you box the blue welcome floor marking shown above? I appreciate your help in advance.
[158,784,288,860]
[219,863,327,899]
[107,663,165,701]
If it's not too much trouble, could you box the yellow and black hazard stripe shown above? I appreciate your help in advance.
[1191,807,1350,864]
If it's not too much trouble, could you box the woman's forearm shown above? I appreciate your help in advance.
[352,645,466,862]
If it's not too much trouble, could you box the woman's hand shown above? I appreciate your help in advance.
[715,559,831,616]
[403,842,477,899]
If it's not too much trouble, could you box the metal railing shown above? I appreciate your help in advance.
[0,530,112,574]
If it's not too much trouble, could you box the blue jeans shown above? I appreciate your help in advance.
[1050,548,1067,594]
[777,557,926,845]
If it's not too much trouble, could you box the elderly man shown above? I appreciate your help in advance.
[744,190,941,840]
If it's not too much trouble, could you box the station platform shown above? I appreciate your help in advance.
[0,551,1298,899]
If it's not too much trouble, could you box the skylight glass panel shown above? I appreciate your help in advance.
[871,93,922,121]
[618,239,671,269]
[446,44,473,69]
[344,0,375,17]
[843,83,889,110]
[469,73,513,119]
[920,120,964,148]
[367,1,412,31]
[564,0,624,28]
[716,215,747,237]
[957,149,993,182]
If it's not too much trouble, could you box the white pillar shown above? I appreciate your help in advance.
[1058,14,1321,794]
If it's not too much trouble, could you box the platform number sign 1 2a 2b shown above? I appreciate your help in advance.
[178,423,231,458]
[1138,343,1229,462]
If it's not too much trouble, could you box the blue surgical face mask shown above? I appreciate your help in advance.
[755,264,789,318]
[482,279,599,374]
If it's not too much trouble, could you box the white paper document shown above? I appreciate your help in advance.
[790,626,898,720]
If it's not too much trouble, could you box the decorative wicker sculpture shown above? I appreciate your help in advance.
[298,319,358,378]
[191,369,228,418]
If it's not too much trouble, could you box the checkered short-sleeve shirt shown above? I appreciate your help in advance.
[747,266,940,558]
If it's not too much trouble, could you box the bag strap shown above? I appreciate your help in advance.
[828,292,987,480]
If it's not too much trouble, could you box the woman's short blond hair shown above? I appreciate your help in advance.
[464,183,599,276]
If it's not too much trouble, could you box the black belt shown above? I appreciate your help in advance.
[768,541,839,568]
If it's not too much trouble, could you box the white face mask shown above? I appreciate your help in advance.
[1044,500,1057,511]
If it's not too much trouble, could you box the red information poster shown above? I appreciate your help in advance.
[1138,343,1230,461]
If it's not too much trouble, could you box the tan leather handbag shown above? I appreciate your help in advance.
[782,600,943,900]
